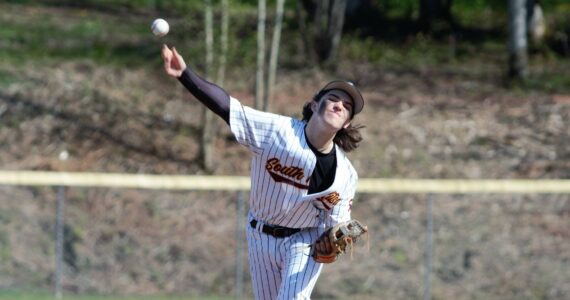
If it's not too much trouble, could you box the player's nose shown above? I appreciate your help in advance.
[332,101,344,112]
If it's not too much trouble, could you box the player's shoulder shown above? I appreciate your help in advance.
[336,146,358,178]
[269,115,304,132]
[290,117,306,129]
[230,96,290,122]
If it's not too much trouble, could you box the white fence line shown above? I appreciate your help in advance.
[1,170,570,193]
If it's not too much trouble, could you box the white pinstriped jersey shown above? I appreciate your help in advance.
[229,97,357,229]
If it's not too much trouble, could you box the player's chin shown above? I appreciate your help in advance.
[331,118,349,129]
[332,113,350,125]
[326,123,346,134]
[323,115,345,128]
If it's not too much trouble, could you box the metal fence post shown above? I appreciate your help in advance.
[423,193,434,300]
[55,185,65,300]
[235,191,245,299]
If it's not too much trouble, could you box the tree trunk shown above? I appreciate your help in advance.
[326,0,347,65]
[313,0,331,62]
[419,0,440,32]
[508,0,528,79]
[527,1,546,46]
[201,0,215,170]
[255,0,266,110]
[217,0,229,86]
[311,0,347,64]
[296,0,316,64]
[265,0,286,112]
[204,0,214,80]
[419,0,455,33]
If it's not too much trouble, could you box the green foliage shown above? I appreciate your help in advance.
[0,2,263,71]
[379,0,419,19]
[541,0,570,10]
[369,0,568,31]
[511,72,570,94]
[1,0,258,14]
[343,34,459,67]
[391,246,408,265]
[0,4,194,67]
[343,31,569,93]
[0,69,16,87]
[149,268,166,289]
[144,200,159,217]
[0,228,10,261]
[3,0,200,13]
[0,0,567,93]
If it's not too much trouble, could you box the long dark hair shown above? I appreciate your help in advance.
[301,91,364,152]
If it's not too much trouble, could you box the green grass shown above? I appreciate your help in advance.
[0,69,17,87]
[0,4,199,67]
[510,72,570,94]
[0,1,567,93]
[0,3,255,70]
[343,31,570,93]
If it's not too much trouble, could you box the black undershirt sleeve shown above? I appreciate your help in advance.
[177,68,230,125]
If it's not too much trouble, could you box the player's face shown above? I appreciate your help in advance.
[314,90,353,130]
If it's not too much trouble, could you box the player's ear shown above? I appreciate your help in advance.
[311,101,318,113]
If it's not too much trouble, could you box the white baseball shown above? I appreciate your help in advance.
[151,18,169,37]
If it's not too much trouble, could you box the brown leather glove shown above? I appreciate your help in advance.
[312,219,368,264]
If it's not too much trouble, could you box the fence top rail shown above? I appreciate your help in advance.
[0,170,569,193]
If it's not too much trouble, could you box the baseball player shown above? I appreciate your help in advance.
[161,45,364,299]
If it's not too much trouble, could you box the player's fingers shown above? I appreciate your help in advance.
[316,236,331,253]
[161,44,172,61]
[163,58,173,75]
[166,47,179,69]
[161,44,168,56]
[172,47,187,70]
[322,236,333,253]
[162,46,182,77]
[172,47,181,59]
[315,240,324,252]
[162,47,172,67]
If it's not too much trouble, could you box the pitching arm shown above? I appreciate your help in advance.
[177,68,230,125]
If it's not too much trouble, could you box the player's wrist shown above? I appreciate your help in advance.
[176,67,189,79]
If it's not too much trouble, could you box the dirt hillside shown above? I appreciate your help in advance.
[0,3,569,300]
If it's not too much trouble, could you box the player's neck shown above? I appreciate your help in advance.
[305,121,335,154]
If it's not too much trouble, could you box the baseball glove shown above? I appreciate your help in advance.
[312,219,368,264]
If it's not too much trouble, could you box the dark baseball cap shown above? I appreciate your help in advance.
[320,80,364,116]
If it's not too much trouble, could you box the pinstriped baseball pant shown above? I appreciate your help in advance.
[247,222,324,300]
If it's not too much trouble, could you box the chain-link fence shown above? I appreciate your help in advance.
[1,173,569,299]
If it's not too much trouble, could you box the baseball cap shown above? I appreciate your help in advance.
[320,80,364,116]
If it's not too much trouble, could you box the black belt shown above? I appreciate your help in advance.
[250,219,301,238]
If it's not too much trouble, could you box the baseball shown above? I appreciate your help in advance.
[151,18,169,37]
